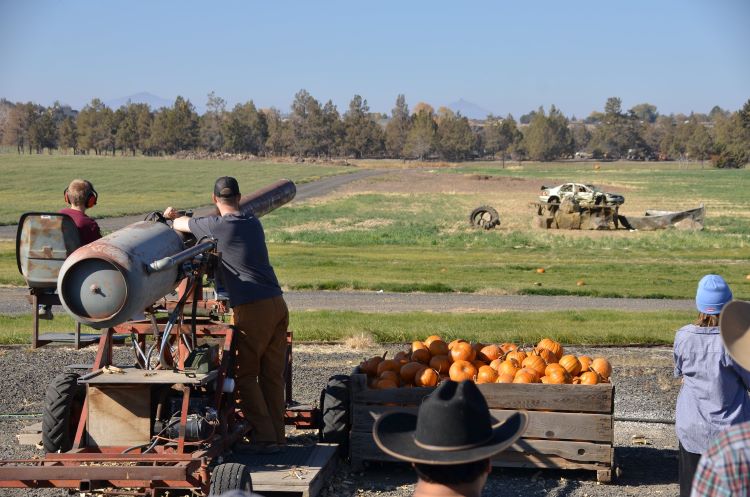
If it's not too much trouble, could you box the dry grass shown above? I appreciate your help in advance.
[344,331,376,349]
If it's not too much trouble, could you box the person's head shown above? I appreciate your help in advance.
[720,300,750,371]
[213,176,241,210]
[64,179,98,210]
[373,380,527,493]
[695,274,733,327]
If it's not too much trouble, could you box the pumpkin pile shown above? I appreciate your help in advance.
[358,336,612,389]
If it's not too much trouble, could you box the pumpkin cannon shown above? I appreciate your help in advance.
[0,179,339,497]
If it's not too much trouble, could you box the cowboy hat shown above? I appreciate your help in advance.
[372,380,528,465]
[720,300,750,370]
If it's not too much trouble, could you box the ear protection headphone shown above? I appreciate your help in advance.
[64,180,98,209]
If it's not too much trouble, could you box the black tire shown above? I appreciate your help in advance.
[209,463,253,495]
[42,372,85,453]
[469,206,500,230]
[319,375,351,451]
[548,197,560,204]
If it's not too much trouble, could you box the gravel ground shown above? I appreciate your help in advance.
[0,343,679,496]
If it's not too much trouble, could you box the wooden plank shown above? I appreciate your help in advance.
[350,432,611,466]
[81,367,216,385]
[20,421,42,434]
[87,385,150,447]
[352,379,613,413]
[16,433,41,446]
[352,406,612,442]
[242,444,338,497]
[491,451,610,471]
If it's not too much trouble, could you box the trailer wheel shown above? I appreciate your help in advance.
[319,375,351,451]
[469,206,500,230]
[209,462,253,495]
[42,371,85,453]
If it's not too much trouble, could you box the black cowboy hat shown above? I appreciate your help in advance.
[372,380,528,465]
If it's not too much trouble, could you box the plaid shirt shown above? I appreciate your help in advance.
[691,420,750,497]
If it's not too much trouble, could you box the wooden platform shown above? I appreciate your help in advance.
[349,372,616,483]
[228,443,339,497]
[78,367,217,385]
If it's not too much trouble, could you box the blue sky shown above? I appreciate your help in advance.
[1,0,748,118]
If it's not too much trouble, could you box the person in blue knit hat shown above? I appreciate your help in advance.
[674,274,750,497]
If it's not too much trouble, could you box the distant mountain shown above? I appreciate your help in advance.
[105,92,173,110]
[446,99,493,120]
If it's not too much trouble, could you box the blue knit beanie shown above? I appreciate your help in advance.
[696,274,733,315]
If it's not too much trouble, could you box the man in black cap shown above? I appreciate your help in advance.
[164,176,288,454]
[373,380,528,497]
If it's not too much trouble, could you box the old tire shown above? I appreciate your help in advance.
[319,375,351,451]
[469,206,500,230]
[209,463,253,495]
[42,372,85,453]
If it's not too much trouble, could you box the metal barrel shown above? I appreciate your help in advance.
[57,222,185,329]
[239,179,296,218]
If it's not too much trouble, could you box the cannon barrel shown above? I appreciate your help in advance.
[57,179,296,328]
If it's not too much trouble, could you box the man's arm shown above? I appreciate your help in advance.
[163,207,192,233]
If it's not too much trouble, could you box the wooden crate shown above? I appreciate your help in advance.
[349,372,615,483]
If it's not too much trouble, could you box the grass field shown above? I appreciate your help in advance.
[0,309,693,345]
[0,154,351,225]
[1,156,748,344]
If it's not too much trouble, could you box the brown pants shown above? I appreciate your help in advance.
[232,295,289,444]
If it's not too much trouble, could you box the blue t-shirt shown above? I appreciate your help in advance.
[188,213,282,307]
[674,324,750,454]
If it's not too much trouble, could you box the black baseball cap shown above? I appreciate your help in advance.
[214,176,241,198]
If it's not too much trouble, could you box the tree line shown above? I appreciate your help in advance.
[0,91,748,168]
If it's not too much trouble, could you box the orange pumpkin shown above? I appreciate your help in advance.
[379,370,399,383]
[590,358,612,380]
[579,355,593,372]
[472,359,488,371]
[537,338,564,361]
[498,360,520,378]
[428,340,449,357]
[448,339,467,350]
[376,378,399,389]
[580,371,600,385]
[506,350,527,364]
[500,342,518,353]
[376,359,400,376]
[476,366,498,384]
[558,354,582,376]
[414,367,439,387]
[399,362,424,384]
[429,355,451,374]
[480,344,502,362]
[361,355,384,376]
[496,373,515,383]
[424,335,443,347]
[540,376,550,384]
[544,363,566,377]
[518,367,540,382]
[546,368,571,384]
[449,360,477,382]
[450,341,476,363]
[489,358,503,371]
[513,370,537,383]
[522,355,546,377]
[411,348,431,364]
[411,341,428,353]
[536,348,557,365]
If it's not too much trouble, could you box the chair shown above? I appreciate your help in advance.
[16,212,98,348]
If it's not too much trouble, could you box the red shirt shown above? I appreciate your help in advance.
[59,208,102,246]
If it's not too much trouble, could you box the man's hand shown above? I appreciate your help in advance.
[163,207,179,220]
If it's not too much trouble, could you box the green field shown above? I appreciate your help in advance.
[0,154,351,225]
[2,156,748,345]
[0,309,693,346]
